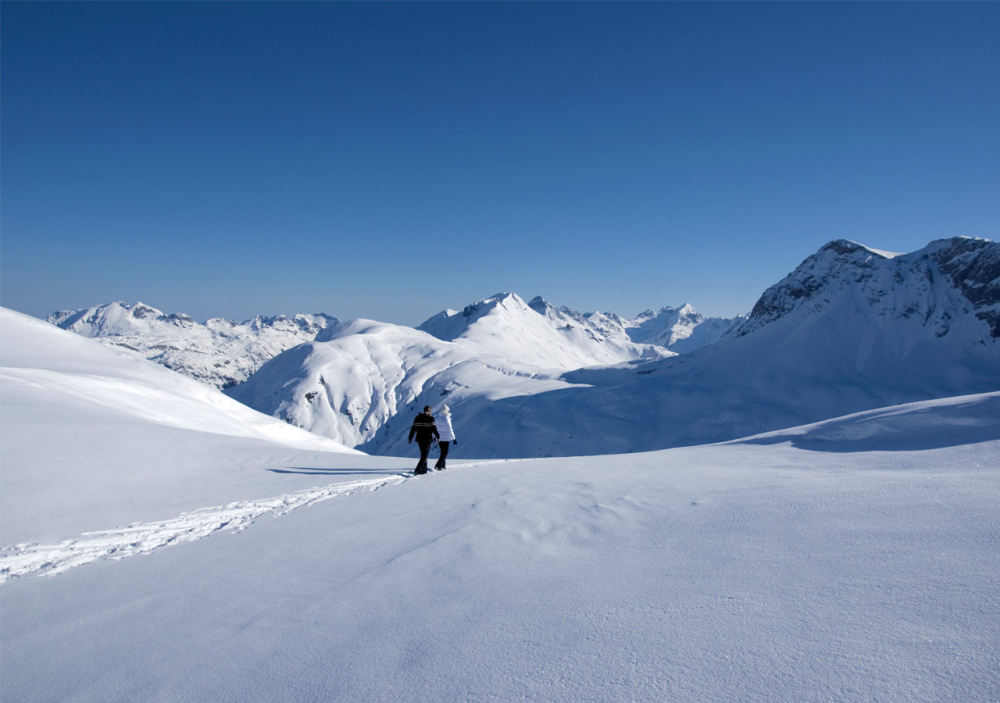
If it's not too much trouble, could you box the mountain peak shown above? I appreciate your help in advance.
[743,237,1000,339]
[527,295,552,315]
[419,293,532,341]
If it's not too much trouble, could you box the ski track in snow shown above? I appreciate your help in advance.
[0,459,520,584]
[0,474,413,583]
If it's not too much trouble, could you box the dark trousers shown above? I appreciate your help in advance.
[435,441,450,469]
[415,439,432,473]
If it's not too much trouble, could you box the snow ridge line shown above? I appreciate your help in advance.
[0,474,408,584]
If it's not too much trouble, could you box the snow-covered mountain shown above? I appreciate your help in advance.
[418,292,672,367]
[225,303,632,449]
[227,237,998,456]
[48,301,337,388]
[625,303,746,353]
[227,292,749,450]
[48,295,735,393]
[419,293,740,358]
[0,307,357,545]
[439,237,1000,457]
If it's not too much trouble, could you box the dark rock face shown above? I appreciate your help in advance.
[929,238,1000,337]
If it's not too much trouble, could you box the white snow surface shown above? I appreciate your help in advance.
[48,301,337,388]
[0,307,361,545]
[1,386,998,701]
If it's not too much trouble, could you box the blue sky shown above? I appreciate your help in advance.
[3,2,998,324]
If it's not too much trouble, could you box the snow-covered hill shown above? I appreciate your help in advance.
[0,307,359,545]
[48,301,337,388]
[225,312,600,449]
[2,390,998,701]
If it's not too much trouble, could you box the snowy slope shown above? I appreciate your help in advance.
[48,301,337,388]
[0,307,363,545]
[2,393,998,701]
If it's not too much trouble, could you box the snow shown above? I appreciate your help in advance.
[224,293,755,454]
[1,389,998,701]
[48,301,337,388]
[1,473,408,582]
[0,307,362,544]
[222,237,1000,458]
[434,237,1000,457]
[418,292,673,367]
[623,302,744,351]
[2,301,999,701]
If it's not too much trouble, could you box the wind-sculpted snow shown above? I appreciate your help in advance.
[734,391,1000,452]
[48,301,337,388]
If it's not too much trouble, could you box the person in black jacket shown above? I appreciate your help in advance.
[408,405,440,475]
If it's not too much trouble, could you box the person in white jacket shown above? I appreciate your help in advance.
[434,404,457,470]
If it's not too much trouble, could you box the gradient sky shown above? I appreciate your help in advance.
[3,2,998,325]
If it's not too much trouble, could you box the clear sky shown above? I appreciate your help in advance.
[2,2,998,325]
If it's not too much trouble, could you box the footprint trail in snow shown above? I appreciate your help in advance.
[0,473,410,583]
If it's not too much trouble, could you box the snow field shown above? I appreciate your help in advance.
[2,437,998,702]
[0,473,409,582]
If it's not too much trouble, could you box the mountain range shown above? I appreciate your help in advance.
[48,303,338,388]
[45,236,998,457]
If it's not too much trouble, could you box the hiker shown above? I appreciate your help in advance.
[434,404,457,470]
[408,405,439,475]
